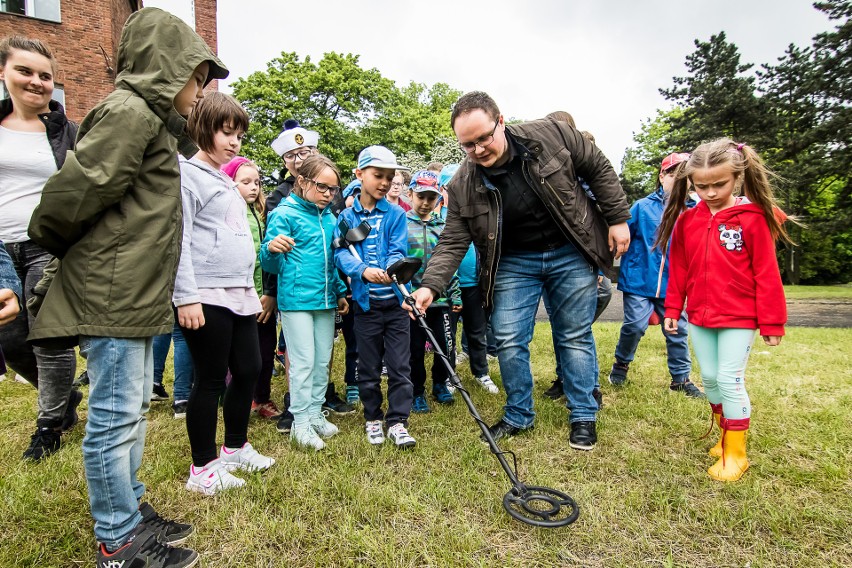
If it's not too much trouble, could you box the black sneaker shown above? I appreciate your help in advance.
[608,361,629,386]
[322,383,356,414]
[60,388,84,432]
[592,387,604,410]
[152,383,170,401]
[544,377,563,400]
[172,400,188,419]
[96,523,198,568]
[569,421,597,451]
[72,369,89,388]
[670,380,706,399]
[22,427,61,461]
[480,419,526,444]
[276,392,294,433]
[139,502,194,546]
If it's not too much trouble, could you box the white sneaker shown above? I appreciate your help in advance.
[310,412,339,438]
[445,379,456,394]
[456,351,469,364]
[186,459,245,495]
[387,423,416,449]
[475,375,499,394]
[219,442,275,472]
[291,423,326,450]
[365,420,384,445]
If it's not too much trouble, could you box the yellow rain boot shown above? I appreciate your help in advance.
[708,417,750,482]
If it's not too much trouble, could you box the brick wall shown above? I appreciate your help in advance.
[1,0,219,123]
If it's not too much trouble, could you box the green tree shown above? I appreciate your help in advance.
[619,108,688,203]
[660,32,767,149]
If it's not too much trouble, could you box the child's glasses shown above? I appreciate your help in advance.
[307,179,340,195]
[283,149,314,162]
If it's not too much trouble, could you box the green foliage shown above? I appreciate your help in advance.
[619,108,687,203]
[231,52,462,182]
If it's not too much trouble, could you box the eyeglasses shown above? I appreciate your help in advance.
[390,182,405,188]
[283,148,314,161]
[306,178,340,195]
[459,120,500,153]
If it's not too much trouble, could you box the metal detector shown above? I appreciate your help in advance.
[386,257,580,528]
[332,219,372,260]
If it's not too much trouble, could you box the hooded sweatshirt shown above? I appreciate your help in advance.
[26,7,227,347]
[663,198,786,336]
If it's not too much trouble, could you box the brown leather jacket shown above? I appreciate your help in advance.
[420,118,630,308]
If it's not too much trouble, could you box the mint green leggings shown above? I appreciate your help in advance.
[689,325,756,419]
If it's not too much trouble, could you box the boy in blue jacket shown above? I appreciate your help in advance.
[334,146,415,448]
[609,153,703,398]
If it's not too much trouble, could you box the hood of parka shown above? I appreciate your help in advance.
[114,7,228,137]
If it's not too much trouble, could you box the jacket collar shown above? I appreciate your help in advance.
[0,98,68,127]
[405,209,444,226]
[354,195,389,213]
[287,192,329,215]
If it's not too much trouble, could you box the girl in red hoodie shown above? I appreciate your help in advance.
[657,138,790,482]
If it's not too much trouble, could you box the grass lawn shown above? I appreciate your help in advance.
[784,284,852,300]
[1,323,850,567]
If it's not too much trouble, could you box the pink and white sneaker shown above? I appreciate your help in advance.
[185,459,245,495]
[219,442,275,473]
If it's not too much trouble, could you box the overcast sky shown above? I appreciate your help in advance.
[147,0,832,169]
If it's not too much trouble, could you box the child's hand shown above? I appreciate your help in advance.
[762,335,782,346]
[452,304,463,313]
[257,294,276,324]
[178,303,205,330]
[0,288,20,326]
[337,297,349,316]
[267,235,295,254]
[663,317,679,334]
[362,268,391,284]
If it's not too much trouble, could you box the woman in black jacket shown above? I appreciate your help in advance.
[0,35,80,461]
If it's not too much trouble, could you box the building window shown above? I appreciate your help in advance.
[1,83,65,107]
[1,0,61,22]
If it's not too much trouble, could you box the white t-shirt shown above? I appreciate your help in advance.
[0,125,57,243]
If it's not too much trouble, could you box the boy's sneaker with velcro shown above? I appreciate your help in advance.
[97,523,198,568]
[475,375,499,394]
[345,384,360,404]
[608,361,629,386]
[411,394,430,413]
[185,459,246,495]
[387,423,416,449]
[365,420,384,445]
[139,502,193,546]
[219,442,275,473]
[432,381,455,404]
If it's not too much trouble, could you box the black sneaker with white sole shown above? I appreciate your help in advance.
[322,383,355,414]
[152,383,170,401]
[543,377,563,400]
[568,421,597,451]
[669,380,706,398]
[96,523,198,568]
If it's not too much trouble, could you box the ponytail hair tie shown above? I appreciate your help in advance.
[736,143,746,151]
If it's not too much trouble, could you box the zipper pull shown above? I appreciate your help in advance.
[540,177,545,185]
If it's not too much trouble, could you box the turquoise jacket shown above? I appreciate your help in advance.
[261,193,345,311]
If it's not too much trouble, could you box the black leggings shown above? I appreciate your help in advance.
[179,304,261,467]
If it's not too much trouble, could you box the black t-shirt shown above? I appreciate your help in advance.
[483,134,567,252]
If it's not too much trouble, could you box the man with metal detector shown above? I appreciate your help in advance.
[409,91,630,451]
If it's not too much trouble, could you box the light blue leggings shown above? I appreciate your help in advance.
[689,325,756,419]
[280,309,336,426]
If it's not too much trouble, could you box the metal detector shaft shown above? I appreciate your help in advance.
[393,280,522,487]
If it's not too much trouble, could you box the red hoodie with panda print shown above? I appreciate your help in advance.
[663,198,786,336]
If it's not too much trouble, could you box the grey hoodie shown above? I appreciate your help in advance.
[173,156,256,306]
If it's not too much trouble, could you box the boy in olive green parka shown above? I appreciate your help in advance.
[26,8,227,566]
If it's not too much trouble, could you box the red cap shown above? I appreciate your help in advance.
[660,152,690,172]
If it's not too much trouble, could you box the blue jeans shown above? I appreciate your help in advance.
[614,293,691,382]
[152,333,170,386]
[79,336,153,550]
[170,323,194,402]
[491,243,598,427]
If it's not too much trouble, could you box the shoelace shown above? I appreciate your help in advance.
[137,531,174,563]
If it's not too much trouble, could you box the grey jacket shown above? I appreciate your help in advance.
[173,156,257,306]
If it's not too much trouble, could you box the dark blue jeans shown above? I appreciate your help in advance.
[354,298,412,427]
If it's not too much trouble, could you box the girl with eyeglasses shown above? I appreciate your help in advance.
[260,154,349,450]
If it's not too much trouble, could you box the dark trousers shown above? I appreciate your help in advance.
[0,240,76,428]
[354,298,412,426]
[452,286,490,378]
[253,315,277,403]
[341,306,358,386]
[179,304,261,467]
[410,305,453,396]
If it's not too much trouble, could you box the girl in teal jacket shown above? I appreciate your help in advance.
[260,155,348,450]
